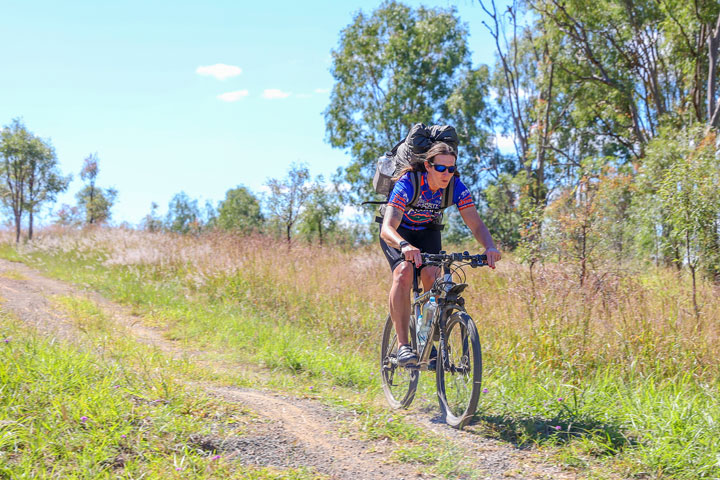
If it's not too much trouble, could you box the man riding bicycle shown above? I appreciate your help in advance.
[379,141,501,366]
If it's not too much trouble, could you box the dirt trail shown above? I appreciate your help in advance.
[0,258,581,480]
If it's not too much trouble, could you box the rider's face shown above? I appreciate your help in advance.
[425,154,456,190]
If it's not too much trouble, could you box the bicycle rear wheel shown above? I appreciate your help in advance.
[436,311,482,429]
[380,314,419,409]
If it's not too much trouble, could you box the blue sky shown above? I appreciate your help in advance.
[1,0,504,226]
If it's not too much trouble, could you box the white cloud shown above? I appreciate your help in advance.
[262,89,291,99]
[217,90,249,102]
[495,134,515,153]
[196,63,243,80]
[314,88,330,94]
[341,205,362,221]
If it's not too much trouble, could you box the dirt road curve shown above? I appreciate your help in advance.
[0,258,579,480]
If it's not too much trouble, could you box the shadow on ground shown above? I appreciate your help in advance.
[460,412,637,455]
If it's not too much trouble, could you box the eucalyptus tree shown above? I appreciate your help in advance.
[217,186,264,233]
[0,119,32,242]
[522,0,720,148]
[25,139,70,239]
[652,125,720,314]
[298,175,343,245]
[478,0,720,265]
[325,1,495,201]
[265,163,310,244]
[165,192,202,234]
[0,119,69,242]
[527,0,720,268]
[479,0,588,262]
[76,153,117,225]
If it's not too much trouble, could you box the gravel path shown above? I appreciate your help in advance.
[0,258,586,479]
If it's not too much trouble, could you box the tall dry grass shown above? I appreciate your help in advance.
[9,226,720,477]
[13,226,720,381]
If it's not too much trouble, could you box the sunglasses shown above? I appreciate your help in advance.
[430,163,457,174]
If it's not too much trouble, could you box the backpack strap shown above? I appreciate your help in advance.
[388,138,405,156]
[407,171,422,209]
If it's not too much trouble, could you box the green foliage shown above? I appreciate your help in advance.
[650,125,720,282]
[165,191,204,234]
[325,0,493,201]
[444,65,497,195]
[297,175,342,245]
[140,201,164,232]
[76,153,117,225]
[479,172,523,249]
[0,118,70,241]
[264,162,310,243]
[217,185,264,233]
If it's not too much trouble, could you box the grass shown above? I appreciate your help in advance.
[0,308,328,479]
[2,226,720,478]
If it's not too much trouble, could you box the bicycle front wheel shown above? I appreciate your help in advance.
[436,311,482,429]
[380,314,419,409]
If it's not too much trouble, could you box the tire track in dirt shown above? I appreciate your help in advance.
[0,259,411,479]
[0,258,588,479]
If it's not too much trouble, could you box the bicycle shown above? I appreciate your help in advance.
[380,251,487,429]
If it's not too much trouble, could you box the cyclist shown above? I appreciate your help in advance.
[379,141,501,366]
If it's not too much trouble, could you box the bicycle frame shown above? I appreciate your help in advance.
[409,261,468,371]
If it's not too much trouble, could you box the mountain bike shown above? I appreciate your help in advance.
[380,251,487,429]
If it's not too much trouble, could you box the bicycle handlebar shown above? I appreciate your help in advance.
[420,251,487,267]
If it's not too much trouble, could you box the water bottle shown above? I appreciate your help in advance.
[416,313,427,350]
[417,297,437,350]
[372,153,396,195]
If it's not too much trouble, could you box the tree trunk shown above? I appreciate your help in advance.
[89,186,96,224]
[28,210,34,240]
[690,263,700,322]
[707,13,720,128]
[687,231,701,322]
[14,212,21,243]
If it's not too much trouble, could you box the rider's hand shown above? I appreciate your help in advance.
[483,247,501,269]
[401,244,422,266]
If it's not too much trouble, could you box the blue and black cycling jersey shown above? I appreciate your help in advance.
[387,172,475,231]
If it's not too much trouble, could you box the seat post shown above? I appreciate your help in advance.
[412,264,422,296]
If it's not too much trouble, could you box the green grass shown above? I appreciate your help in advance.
[0,246,486,478]
[4,232,720,478]
[0,311,330,479]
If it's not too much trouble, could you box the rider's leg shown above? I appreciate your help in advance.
[420,265,440,293]
[390,265,440,345]
[389,261,414,346]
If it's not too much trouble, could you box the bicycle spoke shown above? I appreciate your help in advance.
[380,314,418,409]
[436,312,482,429]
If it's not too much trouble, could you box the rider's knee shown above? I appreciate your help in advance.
[393,262,414,289]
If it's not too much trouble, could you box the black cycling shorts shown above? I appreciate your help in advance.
[379,226,442,272]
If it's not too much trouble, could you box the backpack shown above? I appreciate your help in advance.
[368,123,459,230]
[372,123,459,196]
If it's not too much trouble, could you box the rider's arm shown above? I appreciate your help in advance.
[459,206,501,268]
[381,206,422,265]
[380,205,406,248]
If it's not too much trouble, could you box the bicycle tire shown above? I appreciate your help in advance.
[380,314,419,409]
[436,311,482,429]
